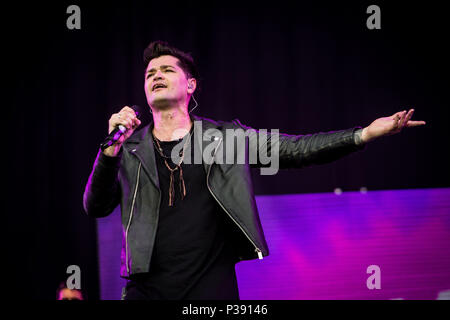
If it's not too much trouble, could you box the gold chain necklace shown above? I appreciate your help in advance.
[152,129,193,206]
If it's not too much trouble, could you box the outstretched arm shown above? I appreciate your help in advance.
[232,108,425,172]
[361,109,426,143]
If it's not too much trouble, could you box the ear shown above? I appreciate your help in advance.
[187,78,197,94]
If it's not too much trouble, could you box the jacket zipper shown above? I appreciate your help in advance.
[206,137,263,260]
[124,137,263,276]
[125,162,142,275]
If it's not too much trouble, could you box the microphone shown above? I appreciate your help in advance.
[100,105,140,151]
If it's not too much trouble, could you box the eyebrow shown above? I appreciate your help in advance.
[146,65,176,74]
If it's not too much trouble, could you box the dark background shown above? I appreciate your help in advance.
[5,1,449,299]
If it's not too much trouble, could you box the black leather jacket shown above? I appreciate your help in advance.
[83,115,366,278]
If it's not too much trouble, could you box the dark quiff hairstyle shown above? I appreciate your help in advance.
[143,40,201,92]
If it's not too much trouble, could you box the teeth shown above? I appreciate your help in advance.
[153,84,166,91]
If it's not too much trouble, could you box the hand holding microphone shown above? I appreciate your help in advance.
[101,105,141,157]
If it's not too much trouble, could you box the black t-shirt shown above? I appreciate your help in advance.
[126,128,239,300]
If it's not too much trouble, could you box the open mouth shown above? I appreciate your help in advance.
[152,83,167,91]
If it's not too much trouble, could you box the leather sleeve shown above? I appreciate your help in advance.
[83,149,122,217]
[232,119,366,169]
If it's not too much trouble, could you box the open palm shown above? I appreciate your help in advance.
[362,109,426,143]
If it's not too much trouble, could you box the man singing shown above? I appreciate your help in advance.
[83,41,426,300]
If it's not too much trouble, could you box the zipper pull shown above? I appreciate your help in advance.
[256,248,263,260]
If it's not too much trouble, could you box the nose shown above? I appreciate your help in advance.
[153,69,164,80]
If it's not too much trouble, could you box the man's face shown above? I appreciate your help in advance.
[144,55,192,109]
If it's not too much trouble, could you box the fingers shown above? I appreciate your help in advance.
[403,109,427,127]
[405,120,426,127]
[119,106,140,129]
[401,109,415,127]
[392,109,410,129]
[392,110,405,118]
[398,110,408,128]
[393,108,426,130]
[110,113,132,131]
[109,106,141,134]
[393,112,402,129]
[121,106,136,115]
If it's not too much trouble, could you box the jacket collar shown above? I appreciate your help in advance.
[123,114,222,189]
